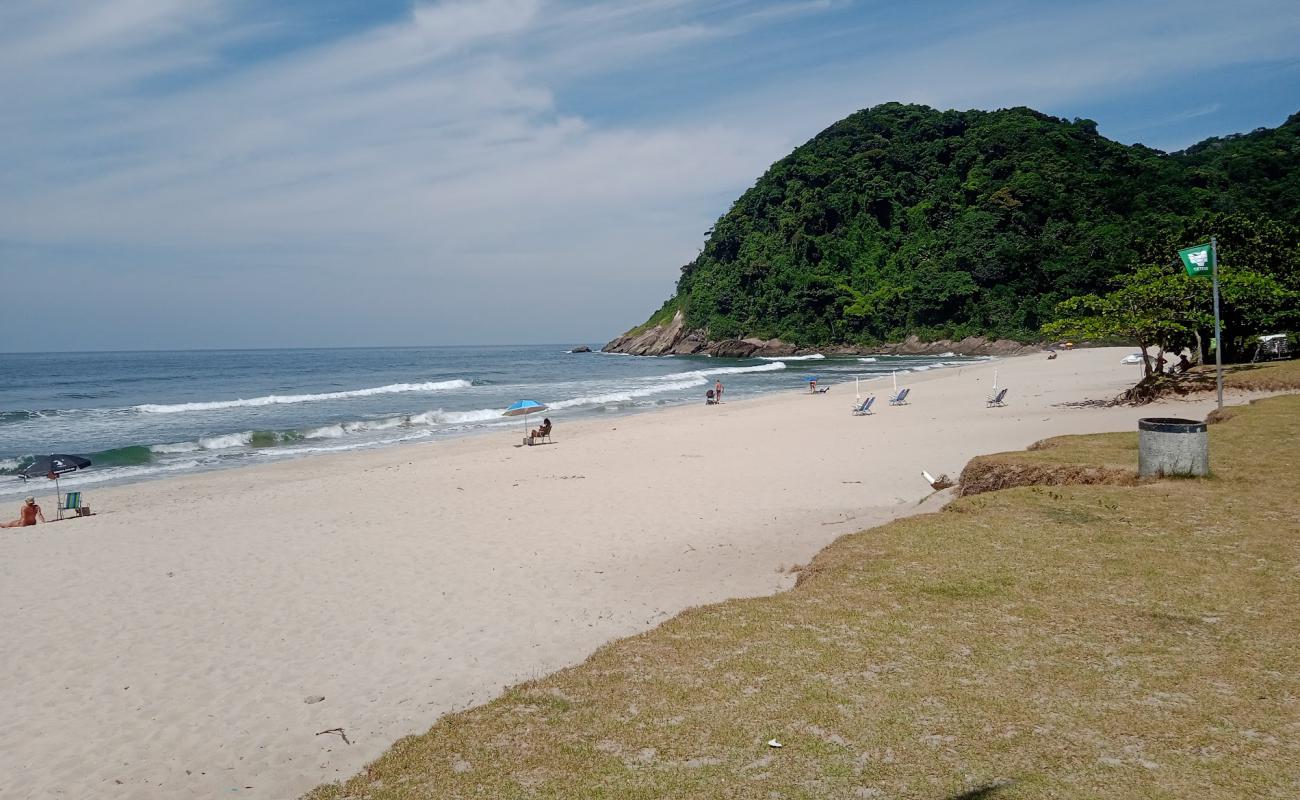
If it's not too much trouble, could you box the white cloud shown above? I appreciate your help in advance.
[1,0,1297,348]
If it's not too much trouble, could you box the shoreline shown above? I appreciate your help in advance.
[0,347,1245,799]
[0,352,993,503]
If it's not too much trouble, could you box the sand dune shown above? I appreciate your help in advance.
[0,347,1234,798]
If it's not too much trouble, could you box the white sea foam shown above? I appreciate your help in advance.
[857,357,878,363]
[1,460,205,495]
[135,379,473,414]
[258,431,436,458]
[759,354,824,361]
[197,432,254,450]
[936,351,956,357]
[657,361,787,382]
[550,379,707,410]
[427,408,507,425]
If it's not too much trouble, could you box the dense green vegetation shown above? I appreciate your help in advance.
[637,104,1300,346]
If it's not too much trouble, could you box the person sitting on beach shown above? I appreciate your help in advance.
[2,497,45,528]
[530,418,552,439]
[1177,354,1193,373]
[808,379,817,393]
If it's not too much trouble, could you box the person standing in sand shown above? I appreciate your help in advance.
[2,497,45,528]
[714,379,724,404]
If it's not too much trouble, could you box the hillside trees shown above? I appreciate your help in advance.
[624,104,1300,350]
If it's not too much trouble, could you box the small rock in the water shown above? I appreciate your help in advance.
[570,346,592,353]
[304,695,325,704]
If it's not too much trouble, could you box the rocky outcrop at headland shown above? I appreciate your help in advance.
[601,311,707,356]
[602,312,1039,358]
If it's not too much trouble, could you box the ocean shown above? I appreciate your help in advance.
[0,345,984,499]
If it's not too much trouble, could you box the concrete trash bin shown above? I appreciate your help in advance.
[1138,417,1209,477]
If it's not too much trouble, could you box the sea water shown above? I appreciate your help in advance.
[0,346,984,498]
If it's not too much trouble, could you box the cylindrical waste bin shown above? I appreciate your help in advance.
[1138,417,1209,477]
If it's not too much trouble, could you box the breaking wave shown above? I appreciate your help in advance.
[759,354,823,361]
[550,379,707,410]
[657,362,787,382]
[135,379,473,414]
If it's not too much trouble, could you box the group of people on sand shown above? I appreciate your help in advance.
[1154,353,1195,374]
[2,497,45,528]
[705,379,724,405]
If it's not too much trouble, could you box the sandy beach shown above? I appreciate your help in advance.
[0,347,1238,799]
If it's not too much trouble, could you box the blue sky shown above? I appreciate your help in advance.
[2,0,1298,351]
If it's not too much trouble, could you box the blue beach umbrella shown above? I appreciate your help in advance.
[503,399,548,439]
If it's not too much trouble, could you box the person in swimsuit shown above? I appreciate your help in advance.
[2,497,45,528]
[714,379,724,403]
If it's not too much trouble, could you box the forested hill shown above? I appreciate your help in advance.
[607,103,1300,354]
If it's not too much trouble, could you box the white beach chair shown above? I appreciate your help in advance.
[851,396,875,416]
[986,387,1008,407]
[889,387,910,406]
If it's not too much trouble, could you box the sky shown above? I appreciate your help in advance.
[2,0,1299,352]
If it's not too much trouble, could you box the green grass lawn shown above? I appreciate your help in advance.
[308,396,1300,800]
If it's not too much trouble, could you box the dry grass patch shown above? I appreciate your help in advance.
[958,433,1141,496]
[308,397,1300,800]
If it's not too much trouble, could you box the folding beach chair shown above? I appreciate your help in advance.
[59,491,89,519]
[986,387,1008,407]
[851,396,876,416]
[526,423,553,446]
[889,387,910,406]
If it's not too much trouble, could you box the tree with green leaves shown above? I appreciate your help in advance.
[1042,266,1201,376]
[1043,264,1299,373]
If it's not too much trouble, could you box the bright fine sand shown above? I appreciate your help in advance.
[0,347,1237,799]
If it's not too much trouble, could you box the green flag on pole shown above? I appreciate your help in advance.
[1178,242,1214,277]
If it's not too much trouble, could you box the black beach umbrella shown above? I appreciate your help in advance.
[20,454,91,519]
[19,454,92,479]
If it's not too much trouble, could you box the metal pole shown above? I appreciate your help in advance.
[1211,236,1223,411]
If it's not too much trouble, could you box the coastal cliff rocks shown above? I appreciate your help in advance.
[602,311,706,356]
[602,314,1039,358]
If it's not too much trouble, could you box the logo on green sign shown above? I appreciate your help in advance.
[1179,243,1214,277]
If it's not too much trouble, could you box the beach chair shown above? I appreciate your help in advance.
[889,387,910,406]
[526,426,553,446]
[851,396,875,416]
[59,491,89,519]
[986,387,1008,407]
